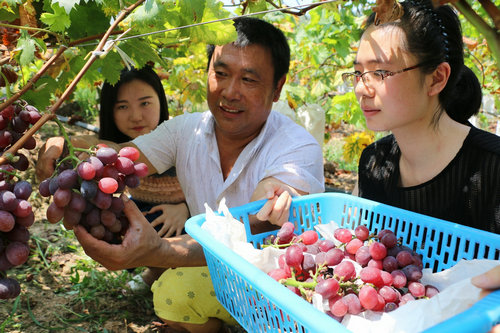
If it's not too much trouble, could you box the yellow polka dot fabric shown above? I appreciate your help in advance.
[151,266,238,325]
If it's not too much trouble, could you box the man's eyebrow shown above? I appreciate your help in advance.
[213,60,261,78]
[213,60,227,68]
[243,68,260,78]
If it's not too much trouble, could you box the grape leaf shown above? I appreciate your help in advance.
[17,35,36,66]
[246,0,267,14]
[119,39,169,70]
[123,0,168,28]
[67,2,110,40]
[179,0,206,23]
[0,7,17,21]
[52,0,79,14]
[97,51,124,85]
[40,3,71,32]
[23,76,59,111]
[182,0,235,45]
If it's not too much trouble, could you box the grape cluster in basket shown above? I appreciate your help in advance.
[0,100,41,299]
[266,223,439,321]
[39,145,148,244]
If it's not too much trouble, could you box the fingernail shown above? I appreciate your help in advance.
[121,193,130,202]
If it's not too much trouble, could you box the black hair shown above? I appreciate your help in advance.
[98,65,169,143]
[364,0,482,125]
[206,16,290,88]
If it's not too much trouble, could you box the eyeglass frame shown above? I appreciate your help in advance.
[341,63,427,88]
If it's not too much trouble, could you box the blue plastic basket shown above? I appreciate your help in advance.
[185,192,500,333]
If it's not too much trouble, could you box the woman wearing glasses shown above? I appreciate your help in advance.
[345,0,500,234]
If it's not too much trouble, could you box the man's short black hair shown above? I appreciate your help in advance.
[206,16,290,87]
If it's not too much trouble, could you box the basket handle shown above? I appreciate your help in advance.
[423,289,500,332]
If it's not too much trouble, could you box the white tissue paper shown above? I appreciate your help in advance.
[201,199,499,333]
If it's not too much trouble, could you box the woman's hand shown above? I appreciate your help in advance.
[471,265,500,297]
[36,136,65,181]
[36,135,99,181]
[147,202,190,237]
[471,265,500,333]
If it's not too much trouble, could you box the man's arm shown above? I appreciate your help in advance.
[73,194,205,270]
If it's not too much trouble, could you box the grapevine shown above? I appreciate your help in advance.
[265,223,439,321]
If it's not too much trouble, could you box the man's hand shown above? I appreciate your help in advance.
[251,177,307,227]
[73,194,165,270]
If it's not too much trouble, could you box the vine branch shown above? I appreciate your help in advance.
[0,46,67,112]
[0,0,146,166]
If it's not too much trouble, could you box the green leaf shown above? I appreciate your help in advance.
[246,0,267,15]
[67,2,110,40]
[179,0,206,23]
[34,38,48,54]
[0,5,18,21]
[23,76,59,111]
[40,3,71,32]
[183,0,235,45]
[17,35,36,66]
[124,0,171,28]
[98,51,124,85]
[119,39,169,69]
[52,0,79,14]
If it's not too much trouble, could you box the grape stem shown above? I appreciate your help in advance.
[261,236,301,248]
[0,167,21,179]
[52,117,85,172]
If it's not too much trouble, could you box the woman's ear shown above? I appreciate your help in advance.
[428,62,451,96]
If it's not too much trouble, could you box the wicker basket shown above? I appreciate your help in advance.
[128,174,185,204]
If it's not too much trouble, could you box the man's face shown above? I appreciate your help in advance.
[207,43,284,142]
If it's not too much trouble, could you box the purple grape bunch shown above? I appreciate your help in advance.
[39,145,148,244]
[0,100,41,300]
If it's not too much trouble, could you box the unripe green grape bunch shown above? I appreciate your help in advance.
[39,145,148,244]
[0,99,42,300]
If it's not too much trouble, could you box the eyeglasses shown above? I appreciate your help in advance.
[341,63,425,88]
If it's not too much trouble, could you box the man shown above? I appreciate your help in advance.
[37,17,324,332]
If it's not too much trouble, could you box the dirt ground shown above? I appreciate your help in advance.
[0,120,357,333]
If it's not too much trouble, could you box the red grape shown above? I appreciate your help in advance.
[354,225,369,241]
[98,177,118,194]
[119,146,140,161]
[334,228,352,243]
[77,161,96,180]
[299,230,318,245]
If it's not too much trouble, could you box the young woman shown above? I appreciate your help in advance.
[99,65,188,241]
[346,0,500,234]
[346,1,500,313]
